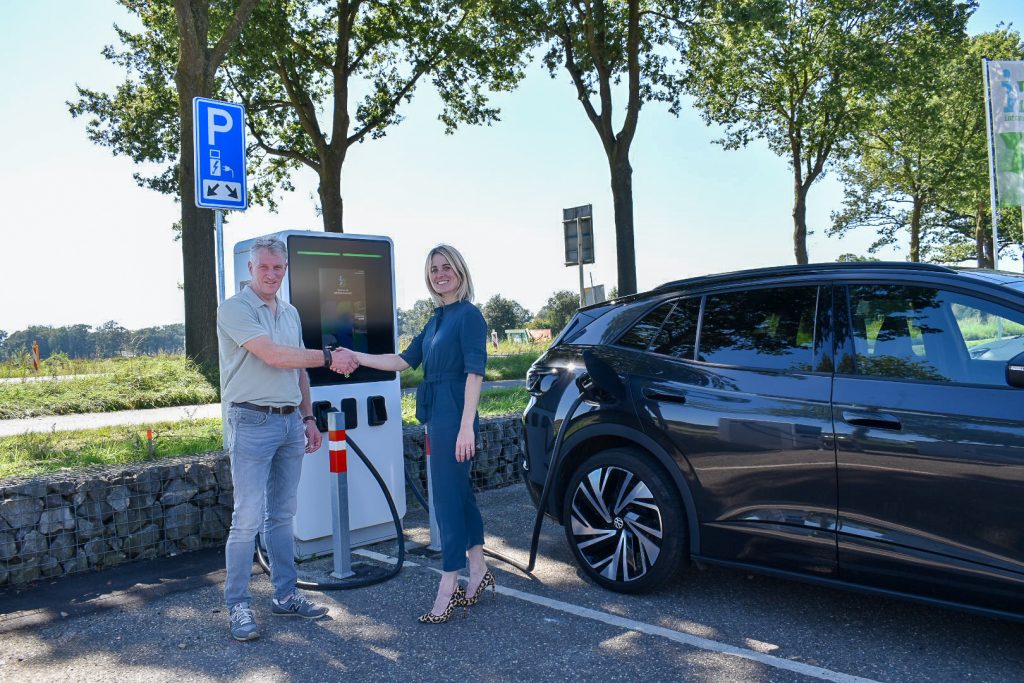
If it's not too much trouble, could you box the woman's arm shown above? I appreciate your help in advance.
[455,373,484,462]
[351,351,410,372]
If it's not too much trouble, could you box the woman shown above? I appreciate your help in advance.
[348,244,495,623]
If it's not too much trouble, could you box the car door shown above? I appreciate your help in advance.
[629,284,838,577]
[833,282,1024,613]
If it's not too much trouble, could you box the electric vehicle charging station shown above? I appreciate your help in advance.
[230,230,406,559]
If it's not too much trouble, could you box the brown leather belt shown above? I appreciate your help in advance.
[231,401,297,415]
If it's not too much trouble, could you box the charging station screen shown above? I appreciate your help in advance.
[287,235,397,386]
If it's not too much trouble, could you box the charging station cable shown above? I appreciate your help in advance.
[254,432,405,590]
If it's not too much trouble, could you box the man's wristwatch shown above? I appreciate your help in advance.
[302,415,316,425]
[322,347,333,368]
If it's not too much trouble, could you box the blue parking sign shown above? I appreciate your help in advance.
[193,98,247,210]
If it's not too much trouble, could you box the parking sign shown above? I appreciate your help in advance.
[193,97,247,210]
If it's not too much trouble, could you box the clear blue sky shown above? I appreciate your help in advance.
[0,1,1020,332]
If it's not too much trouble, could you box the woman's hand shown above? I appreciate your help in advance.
[455,424,476,462]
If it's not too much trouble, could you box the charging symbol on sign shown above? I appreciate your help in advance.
[209,150,222,177]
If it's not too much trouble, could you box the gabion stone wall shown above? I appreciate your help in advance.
[0,416,524,588]
[402,416,525,497]
[0,454,233,587]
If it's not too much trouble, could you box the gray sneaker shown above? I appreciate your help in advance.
[229,602,259,641]
[270,592,328,619]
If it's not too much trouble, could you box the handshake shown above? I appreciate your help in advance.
[328,347,359,375]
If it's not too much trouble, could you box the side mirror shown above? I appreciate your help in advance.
[580,349,626,403]
[1007,352,1024,389]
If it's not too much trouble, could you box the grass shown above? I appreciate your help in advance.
[0,352,534,417]
[0,355,219,420]
[401,387,529,425]
[0,418,223,479]
[0,354,131,379]
[399,352,540,388]
[0,388,530,479]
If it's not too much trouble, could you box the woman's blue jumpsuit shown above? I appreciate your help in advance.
[400,300,488,571]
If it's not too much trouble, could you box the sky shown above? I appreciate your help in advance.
[0,0,1020,333]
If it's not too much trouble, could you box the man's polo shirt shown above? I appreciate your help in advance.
[217,284,304,407]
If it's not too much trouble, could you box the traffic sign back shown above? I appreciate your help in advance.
[193,98,247,210]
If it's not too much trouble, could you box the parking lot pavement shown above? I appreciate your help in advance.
[2,484,1022,682]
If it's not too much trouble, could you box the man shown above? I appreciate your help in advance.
[217,236,357,642]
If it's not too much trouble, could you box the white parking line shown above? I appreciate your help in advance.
[354,549,879,683]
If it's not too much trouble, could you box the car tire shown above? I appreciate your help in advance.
[562,447,686,593]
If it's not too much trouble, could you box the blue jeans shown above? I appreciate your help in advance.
[223,405,306,608]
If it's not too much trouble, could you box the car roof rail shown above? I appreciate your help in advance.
[655,261,955,291]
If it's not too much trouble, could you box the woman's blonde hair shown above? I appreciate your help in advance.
[424,244,474,306]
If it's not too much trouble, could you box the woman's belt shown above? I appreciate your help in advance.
[415,371,467,422]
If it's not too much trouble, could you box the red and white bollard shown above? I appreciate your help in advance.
[328,412,354,579]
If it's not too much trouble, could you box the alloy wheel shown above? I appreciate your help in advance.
[568,465,664,583]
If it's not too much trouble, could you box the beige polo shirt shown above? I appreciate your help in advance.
[217,284,304,407]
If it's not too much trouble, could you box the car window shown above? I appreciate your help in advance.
[698,286,818,371]
[650,297,700,359]
[845,284,1024,386]
[617,302,674,350]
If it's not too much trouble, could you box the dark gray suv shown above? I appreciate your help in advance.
[523,262,1024,622]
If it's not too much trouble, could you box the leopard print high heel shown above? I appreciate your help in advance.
[462,570,496,606]
[418,585,468,624]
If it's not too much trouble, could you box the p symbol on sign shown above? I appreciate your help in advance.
[207,107,233,144]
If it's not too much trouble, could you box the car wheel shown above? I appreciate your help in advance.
[562,448,686,593]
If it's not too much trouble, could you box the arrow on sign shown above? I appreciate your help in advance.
[206,183,220,197]
[226,186,238,199]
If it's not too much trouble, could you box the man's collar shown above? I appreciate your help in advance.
[240,284,279,309]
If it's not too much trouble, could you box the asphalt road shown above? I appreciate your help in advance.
[1,484,1022,682]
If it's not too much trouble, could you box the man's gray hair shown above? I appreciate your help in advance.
[250,236,288,264]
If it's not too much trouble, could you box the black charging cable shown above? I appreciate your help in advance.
[255,433,405,590]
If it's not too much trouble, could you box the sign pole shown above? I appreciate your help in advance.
[577,218,586,307]
[215,209,226,303]
[982,58,1001,270]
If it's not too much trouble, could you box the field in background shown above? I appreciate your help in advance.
[0,388,530,479]
[0,351,539,420]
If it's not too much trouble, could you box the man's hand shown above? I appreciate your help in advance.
[330,347,358,375]
[304,419,322,453]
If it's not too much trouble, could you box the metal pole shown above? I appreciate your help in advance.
[328,412,354,579]
[577,218,586,307]
[425,426,442,552]
[982,57,1001,270]
[215,209,226,303]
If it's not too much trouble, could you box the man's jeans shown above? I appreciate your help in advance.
[224,405,306,608]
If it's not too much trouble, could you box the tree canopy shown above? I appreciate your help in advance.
[481,295,532,338]
[530,289,580,333]
[685,0,974,264]
[830,28,1024,266]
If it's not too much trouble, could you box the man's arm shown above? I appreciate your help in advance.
[298,369,322,452]
[243,335,356,372]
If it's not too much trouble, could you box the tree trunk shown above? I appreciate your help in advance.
[609,157,637,296]
[318,157,344,233]
[975,201,993,268]
[909,196,923,262]
[174,18,218,378]
[792,182,809,265]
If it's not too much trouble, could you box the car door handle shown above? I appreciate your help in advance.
[842,411,902,431]
[642,387,687,404]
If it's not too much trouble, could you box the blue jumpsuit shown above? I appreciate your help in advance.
[400,300,488,571]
